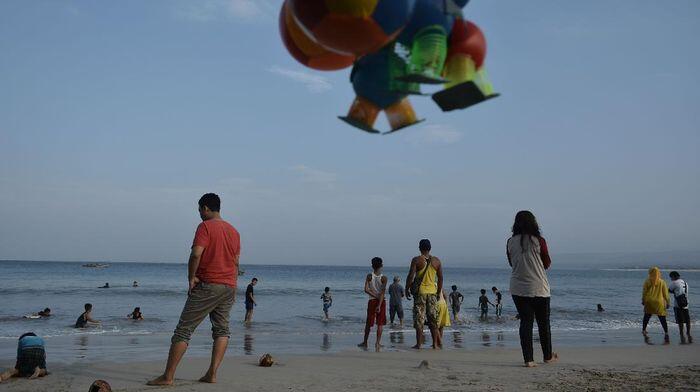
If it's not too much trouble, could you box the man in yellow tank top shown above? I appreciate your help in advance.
[405,239,443,349]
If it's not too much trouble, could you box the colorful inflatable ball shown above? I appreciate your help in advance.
[279,1,355,71]
[289,0,416,57]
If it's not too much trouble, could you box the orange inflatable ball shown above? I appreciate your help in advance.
[448,20,487,69]
[289,0,416,57]
[279,0,355,71]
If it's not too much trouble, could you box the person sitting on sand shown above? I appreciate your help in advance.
[127,307,144,321]
[75,303,100,328]
[507,211,557,367]
[449,285,464,323]
[244,278,258,323]
[492,287,503,318]
[642,266,671,344]
[321,287,333,321]
[437,289,451,344]
[388,276,405,327]
[99,282,109,288]
[668,271,692,344]
[478,289,494,320]
[37,308,51,317]
[597,304,605,312]
[0,332,48,382]
[405,239,443,350]
[148,193,240,387]
[358,257,388,351]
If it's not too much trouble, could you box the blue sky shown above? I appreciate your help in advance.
[1,1,698,266]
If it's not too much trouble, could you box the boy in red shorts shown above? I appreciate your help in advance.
[358,257,388,352]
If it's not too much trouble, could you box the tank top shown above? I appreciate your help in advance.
[507,235,550,297]
[419,257,438,295]
[369,272,384,299]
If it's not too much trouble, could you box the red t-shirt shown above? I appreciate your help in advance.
[192,219,240,287]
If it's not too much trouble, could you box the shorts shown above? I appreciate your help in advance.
[413,293,438,330]
[481,306,488,315]
[245,301,255,311]
[390,302,404,320]
[172,282,236,344]
[323,303,331,312]
[366,299,387,327]
[15,347,46,377]
[674,307,690,324]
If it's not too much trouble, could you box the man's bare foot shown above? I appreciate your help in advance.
[642,330,648,337]
[199,373,216,383]
[688,335,693,344]
[375,344,382,352]
[146,375,173,386]
[524,362,537,368]
[664,335,670,345]
[411,344,421,349]
[544,352,559,364]
[357,342,368,348]
[680,336,687,344]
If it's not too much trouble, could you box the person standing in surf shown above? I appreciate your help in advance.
[148,193,240,386]
[405,239,443,349]
[358,257,388,351]
[641,267,671,344]
[507,211,557,367]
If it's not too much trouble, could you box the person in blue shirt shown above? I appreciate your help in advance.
[0,332,48,382]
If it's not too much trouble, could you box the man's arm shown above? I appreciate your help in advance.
[405,259,417,300]
[377,276,388,313]
[188,246,204,292]
[435,258,443,298]
[459,293,464,304]
[364,274,375,298]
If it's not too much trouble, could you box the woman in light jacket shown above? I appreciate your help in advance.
[507,211,557,367]
[642,266,670,343]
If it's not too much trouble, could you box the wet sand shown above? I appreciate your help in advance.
[1,344,698,391]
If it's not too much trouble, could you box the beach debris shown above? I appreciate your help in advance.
[418,360,430,369]
[88,379,112,392]
[259,353,275,367]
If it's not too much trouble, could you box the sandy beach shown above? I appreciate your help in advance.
[1,345,698,391]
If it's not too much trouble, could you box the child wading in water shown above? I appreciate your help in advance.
[358,257,388,352]
[478,289,494,320]
[321,287,333,321]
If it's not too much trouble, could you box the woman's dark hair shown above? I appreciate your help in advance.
[371,257,383,269]
[512,210,541,248]
[19,332,37,340]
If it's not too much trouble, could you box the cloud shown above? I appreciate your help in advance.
[268,66,333,93]
[407,124,463,145]
[175,0,273,22]
[290,165,337,185]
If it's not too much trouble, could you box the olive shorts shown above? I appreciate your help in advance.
[172,282,235,344]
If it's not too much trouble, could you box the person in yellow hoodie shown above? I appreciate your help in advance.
[642,266,671,343]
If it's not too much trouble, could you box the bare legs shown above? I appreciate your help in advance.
[147,341,188,386]
[199,337,229,383]
[359,320,371,348]
[0,368,47,383]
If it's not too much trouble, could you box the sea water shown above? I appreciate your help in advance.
[0,261,697,363]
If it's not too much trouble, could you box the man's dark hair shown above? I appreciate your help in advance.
[419,239,431,252]
[371,257,383,269]
[198,193,221,212]
[480,289,486,294]
[85,303,93,311]
[492,287,498,291]
[43,308,50,313]
[135,307,141,312]
[324,287,330,292]
[252,278,258,282]
[451,285,457,291]
[670,271,680,279]
[19,332,37,341]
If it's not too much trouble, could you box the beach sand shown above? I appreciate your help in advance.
[1,345,698,391]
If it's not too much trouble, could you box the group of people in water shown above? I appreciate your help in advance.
[1,194,693,387]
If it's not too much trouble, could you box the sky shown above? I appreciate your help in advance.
[1,1,699,267]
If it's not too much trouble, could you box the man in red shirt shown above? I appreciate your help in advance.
[148,193,240,386]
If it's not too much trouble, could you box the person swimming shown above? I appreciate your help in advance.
[99,283,109,289]
[597,304,605,312]
[37,308,51,317]
[127,307,143,321]
[75,303,100,328]
[132,281,139,287]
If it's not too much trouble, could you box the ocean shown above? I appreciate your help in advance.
[1,261,697,363]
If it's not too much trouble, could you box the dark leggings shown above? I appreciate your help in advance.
[512,295,552,363]
[642,313,668,334]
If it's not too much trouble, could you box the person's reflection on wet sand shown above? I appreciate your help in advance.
[452,331,463,348]
[481,332,491,347]
[75,335,89,358]
[321,333,331,351]
[244,334,254,355]
[389,331,404,345]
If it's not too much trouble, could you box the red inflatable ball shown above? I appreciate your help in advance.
[279,0,355,71]
[447,20,487,69]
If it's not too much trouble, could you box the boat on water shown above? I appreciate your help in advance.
[82,263,110,268]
